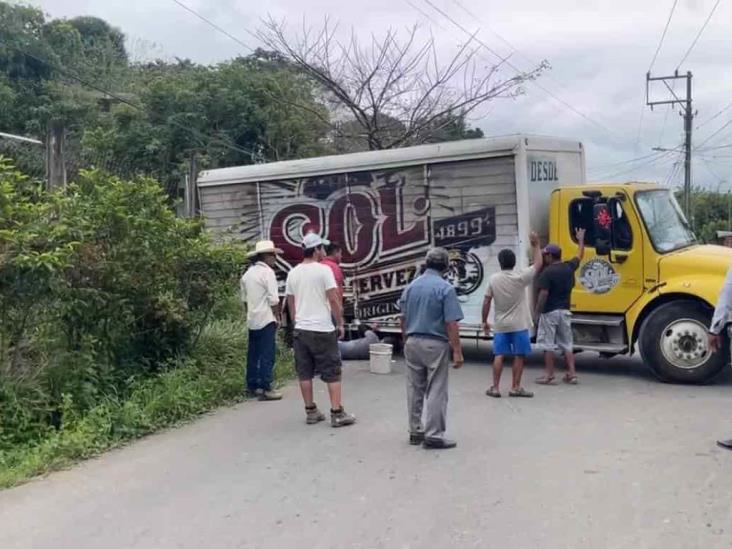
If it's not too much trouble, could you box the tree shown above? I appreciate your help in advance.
[258,18,546,150]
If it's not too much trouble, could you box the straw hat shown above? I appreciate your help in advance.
[247,240,283,258]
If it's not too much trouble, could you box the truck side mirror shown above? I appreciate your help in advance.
[593,203,612,256]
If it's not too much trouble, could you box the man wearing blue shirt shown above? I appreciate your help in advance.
[399,248,464,450]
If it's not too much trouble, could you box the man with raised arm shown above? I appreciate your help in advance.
[535,228,586,386]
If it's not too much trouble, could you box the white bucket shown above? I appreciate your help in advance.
[369,343,393,374]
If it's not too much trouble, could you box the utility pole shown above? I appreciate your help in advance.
[45,121,67,190]
[646,71,694,218]
[185,151,199,217]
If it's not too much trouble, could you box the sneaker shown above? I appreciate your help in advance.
[305,405,326,425]
[246,388,264,399]
[330,407,356,428]
[259,389,283,401]
[409,431,425,445]
[422,437,457,450]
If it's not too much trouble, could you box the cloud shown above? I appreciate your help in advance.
[34,0,732,187]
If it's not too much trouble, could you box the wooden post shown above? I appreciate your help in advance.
[45,121,66,190]
[185,151,199,217]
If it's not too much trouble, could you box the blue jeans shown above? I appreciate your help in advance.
[247,322,277,391]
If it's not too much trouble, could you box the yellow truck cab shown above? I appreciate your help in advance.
[551,183,732,383]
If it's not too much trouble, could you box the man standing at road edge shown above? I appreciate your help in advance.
[710,265,732,450]
[535,228,586,385]
[240,240,284,401]
[482,231,543,398]
[286,233,356,428]
[399,247,464,450]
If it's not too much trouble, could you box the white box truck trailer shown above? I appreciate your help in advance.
[198,135,585,334]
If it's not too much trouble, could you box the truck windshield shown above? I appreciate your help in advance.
[635,190,697,253]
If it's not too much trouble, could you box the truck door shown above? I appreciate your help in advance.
[562,191,645,313]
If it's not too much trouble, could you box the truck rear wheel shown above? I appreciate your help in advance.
[639,300,727,384]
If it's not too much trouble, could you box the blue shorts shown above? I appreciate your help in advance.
[493,330,532,357]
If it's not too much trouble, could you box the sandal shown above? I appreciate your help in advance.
[509,387,534,398]
[485,386,501,398]
[535,376,556,385]
[563,374,579,385]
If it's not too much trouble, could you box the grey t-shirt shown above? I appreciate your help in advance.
[485,267,535,333]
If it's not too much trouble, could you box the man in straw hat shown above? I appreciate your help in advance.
[240,240,284,401]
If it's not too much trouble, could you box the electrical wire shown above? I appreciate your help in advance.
[419,0,626,144]
[697,118,732,149]
[697,98,732,129]
[676,0,722,70]
[649,0,679,72]
[171,0,257,53]
[0,38,260,159]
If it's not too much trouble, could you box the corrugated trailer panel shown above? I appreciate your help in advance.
[199,155,518,328]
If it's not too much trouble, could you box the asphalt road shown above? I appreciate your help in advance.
[2,348,732,549]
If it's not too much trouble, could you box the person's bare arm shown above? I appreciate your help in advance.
[326,288,344,339]
[400,316,407,343]
[575,227,586,262]
[286,295,295,326]
[446,321,464,369]
[481,296,492,335]
[534,289,549,323]
[271,303,281,324]
[530,230,543,273]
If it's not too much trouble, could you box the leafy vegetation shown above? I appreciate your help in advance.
[0,160,293,488]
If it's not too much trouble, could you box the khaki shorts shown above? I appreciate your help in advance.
[293,329,342,383]
[537,310,573,354]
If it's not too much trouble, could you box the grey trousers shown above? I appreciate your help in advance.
[404,336,450,440]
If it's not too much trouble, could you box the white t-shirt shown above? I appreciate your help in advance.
[485,267,536,333]
[240,262,280,330]
[285,262,337,332]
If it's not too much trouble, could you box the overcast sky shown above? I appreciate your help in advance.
[34,0,732,188]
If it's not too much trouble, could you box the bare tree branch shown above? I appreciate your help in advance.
[257,17,547,151]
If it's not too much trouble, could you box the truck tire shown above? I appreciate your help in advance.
[639,300,727,384]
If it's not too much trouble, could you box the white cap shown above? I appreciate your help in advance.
[302,232,330,250]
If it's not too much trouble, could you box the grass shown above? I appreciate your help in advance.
[0,319,295,490]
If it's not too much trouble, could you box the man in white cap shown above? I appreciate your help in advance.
[240,240,284,401]
[285,232,356,427]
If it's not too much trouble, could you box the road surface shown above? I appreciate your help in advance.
[1,348,731,548]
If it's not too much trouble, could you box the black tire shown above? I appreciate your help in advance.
[639,300,727,384]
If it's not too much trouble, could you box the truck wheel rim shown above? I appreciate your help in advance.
[660,318,711,370]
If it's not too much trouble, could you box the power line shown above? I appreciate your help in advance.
[171,0,257,53]
[0,38,259,159]
[588,147,681,174]
[640,0,679,150]
[649,0,679,72]
[697,118,732,149]
[419,0,626,144]
[593,149,677,180]
[697,98,732,129]
[676,0,722,70]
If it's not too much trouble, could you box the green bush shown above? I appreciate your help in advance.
[0,320,294,489]
[0,158,247,449]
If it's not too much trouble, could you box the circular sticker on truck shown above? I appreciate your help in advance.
[579,259,620,294]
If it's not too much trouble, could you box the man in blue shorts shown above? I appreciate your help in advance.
[481,231,542,398]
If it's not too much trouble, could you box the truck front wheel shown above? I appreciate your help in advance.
[639,300,727,384]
